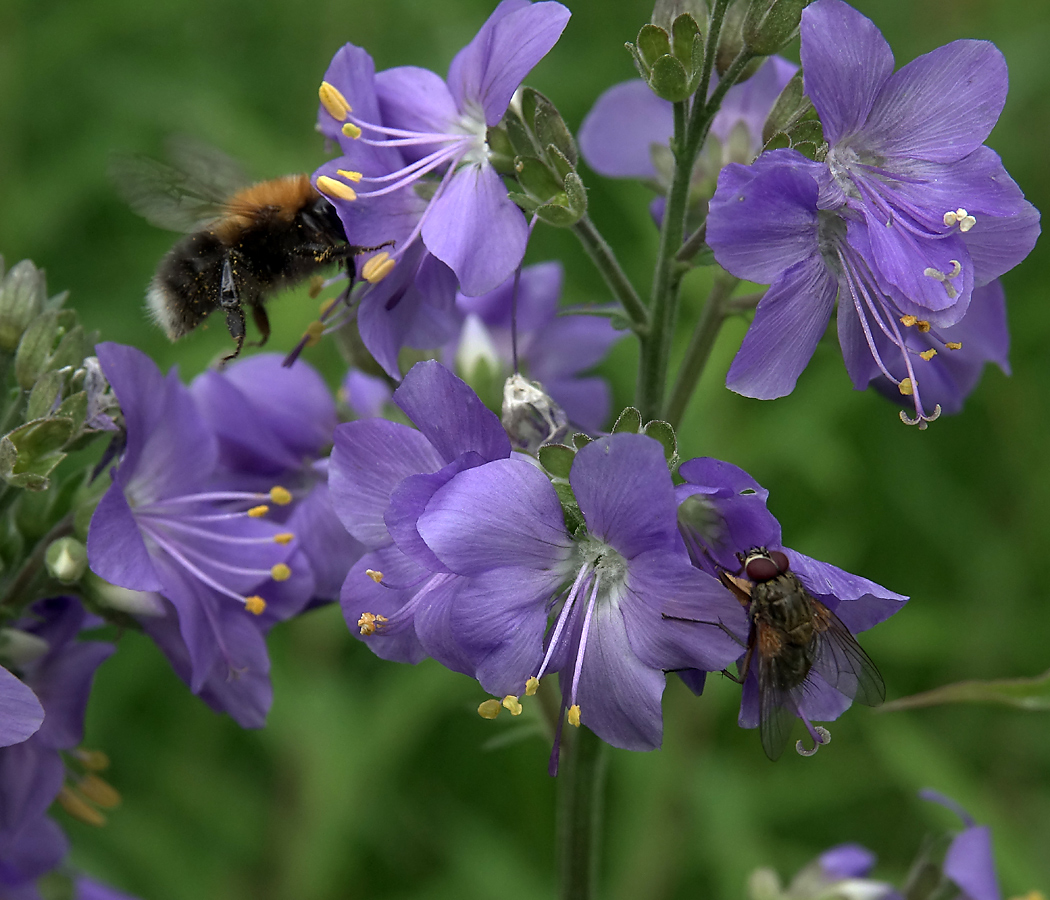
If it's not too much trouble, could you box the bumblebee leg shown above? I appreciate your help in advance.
[219,255,246,363]
[246,303,271,349]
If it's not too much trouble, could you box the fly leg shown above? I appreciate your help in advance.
[219,253,246,364]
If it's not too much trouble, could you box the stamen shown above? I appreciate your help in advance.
[316,175,357,202]
[567,705,582,727]
[919,349,937,361]
[302,320,325,347]
[357,612,388,635]
[318,82,352,121]
[943,208,976,232]
[525,677,540,696]
[336,169,363,183]
[361,252,396,284]
[898,378,913,396]
[245,596,267,615]
[533,564,593,681]
[308,275,325,298]
[502,695,523,716]
[269,486,293,505]
[916,320,931,333]
[274,533,294,545]
[58,786,106,826]
[73,749,110,771]
[248,505,269,518]
[478,699,502,719]
[365,569,384,584]
[270,563,291,582]
[900,314,917,327]
[945,341,962,350]
[342,122,362,139]
[75,774,121,809]
[567,577,601,710]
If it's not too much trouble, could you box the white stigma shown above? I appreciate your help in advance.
[922,259,963,300]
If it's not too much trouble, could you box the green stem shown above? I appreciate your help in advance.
[665,273,738,429]
[572,217,648,333]
[556,726,607,900]
[0,513,74,610]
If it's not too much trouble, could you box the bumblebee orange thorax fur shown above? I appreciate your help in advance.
[212,175,317,243]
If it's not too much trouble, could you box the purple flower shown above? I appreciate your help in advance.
[580,56,797,220]
[0,598,113,897]
[920,790,1002,900]
[451,261,623,431]
[0,667,43,750]
[412,433,748,761]
[707,0,1039,426]
[74,878,142,900]
[87,344,310,727]
[676,457,907,752]
[313,0,570,314]
[329,360,511,673]
[191,354,365,602]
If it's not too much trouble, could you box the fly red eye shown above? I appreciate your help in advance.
[769,550,790,573]
[745,556,780,582]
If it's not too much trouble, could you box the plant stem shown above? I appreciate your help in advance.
[556,725,607,900]
[0,513,74,610]
[665,273,738,429]
[572,217,648,333]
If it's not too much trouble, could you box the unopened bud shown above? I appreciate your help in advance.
[45,537,88,584]
[0,260,46,353]
[744,0,810,56]
[501,373,568,453]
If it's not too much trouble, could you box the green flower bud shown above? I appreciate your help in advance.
[0,260,46,354]
[744,0,811,56]
[45,536,89,584]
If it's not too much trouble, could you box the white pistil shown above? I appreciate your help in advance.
[922,259,963,300]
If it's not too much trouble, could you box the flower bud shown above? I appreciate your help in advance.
[651,0,707,33]
[501,373,568,453]
[0,260,45,354]
[0,627,49,669]
[744,0,811,56]
[45,536,88,584]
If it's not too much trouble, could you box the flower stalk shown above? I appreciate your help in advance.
[571,216,649,332]
[556,725,607,900]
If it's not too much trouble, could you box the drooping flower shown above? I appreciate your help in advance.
[313,0,571,300]
[707,0,1039,426]
[87,343,311,727]
[412,433,748,761]
[579,56,797,221]
[191,353,365,602]
[675,457,907,752]
[920,790,1002,900]
[451,261,623,431]
[0,598,115,898]
[329,360,511,673]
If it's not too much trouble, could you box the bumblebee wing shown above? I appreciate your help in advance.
[756,624,801,761]
[109,139,248,233]
[808,599,886,707]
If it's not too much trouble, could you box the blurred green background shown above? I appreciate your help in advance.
[2,0,1048,897]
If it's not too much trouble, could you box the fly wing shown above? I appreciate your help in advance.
[807,598,886,707]
[109,138,249,233]
[756,622,802,761]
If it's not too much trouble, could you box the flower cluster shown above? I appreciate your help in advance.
[704,0,1039,425]
[332,361,904,766]
[87,344,359,727]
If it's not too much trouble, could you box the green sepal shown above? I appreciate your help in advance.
[552,481,585,534]
[637,23,671,68]
[625,42,648,80]
[612,407,643,434]
[503,112,537,159]
[538,443,575,479]
[507,191,540,215]
[534,201,579,228]
[743,0,810,56]
[643,420,678,468]
[56,391,88,435]
[546,145,575,182]
[515,155,562,201]
[648,55,690,102]
[572,432,593,451]
[529,89,578,168]
[762,70,806,143]
[25,370,65,422]
[671,13,702,64]
[485,126,518,175]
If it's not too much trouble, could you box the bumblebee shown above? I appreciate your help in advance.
[112,139,384,361]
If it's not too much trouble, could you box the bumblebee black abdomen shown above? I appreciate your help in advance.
[147,231,226,339]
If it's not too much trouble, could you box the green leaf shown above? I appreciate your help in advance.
[881,670,1050,712]
[26,369,65,421]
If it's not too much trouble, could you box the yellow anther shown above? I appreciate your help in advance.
[365,569,384,584]
[319,297,339,317]
[273,532,294,545]
[318,81,352,121]
[76,774,121,809]
[75,749,111,772]
[316,175,357,202]
[357,612,388,636]
[342,122,362,140]
[502,695,523,716]
[525,676,540,696]
[919,349,937,361]
[916,320,931,332]
[303,320,326,347]
[900,315,918,327]
[898,378,914,396]
[58,786,106,827]
[248,505,269,518]
[245,596,267,615]
[946,341,963,350]
[567,705,582,727]
[269,486,293,506]
[270,563,292,582]
[478,699,502,719]
[361,252,396,284]
[336,169,363,183]
[1009,892,1045,900]
[308,274,325,298]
